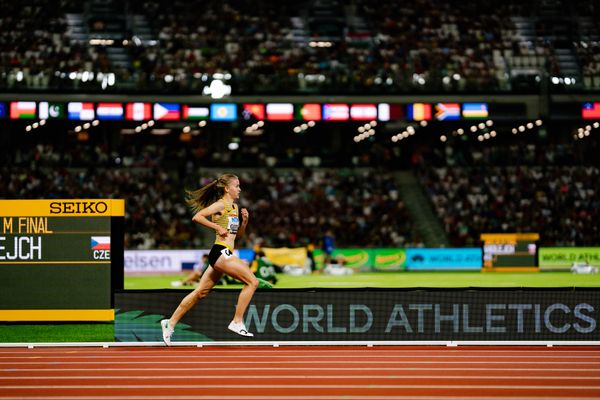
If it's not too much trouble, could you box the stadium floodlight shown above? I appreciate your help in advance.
[203,80,232,99]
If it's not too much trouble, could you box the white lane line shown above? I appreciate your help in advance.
[3,367,600,372]
[1,349,599,356]
[3,384,600,389]
[1,354,599,359]
[1,360,599,365]
[1,375,599,380]
[1,396,598,400]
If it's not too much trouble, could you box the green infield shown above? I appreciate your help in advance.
[125,271,600,290]
[0,323,114,343]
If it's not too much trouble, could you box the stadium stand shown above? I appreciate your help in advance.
[0,0,599,249]
[2,0,598,93]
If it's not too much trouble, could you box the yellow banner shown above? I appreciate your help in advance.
[480,233,539,241]
[262,247,307,267]
[0,309,114,321]
[0,199,124,217]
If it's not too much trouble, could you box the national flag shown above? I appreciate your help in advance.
[462,103,489,119]
[582,102,600,120]
[154,103,181,121]
[407,103,432,121]
[183,105,209,120]
[0,103,7,118]
[210,103,237,121]
[295,103,321,121]
[38,102,65,119]
[10,102,36,119]
[266,103,294,121]
[242,104,265,120]
[350,104,377,120]
[377,104,404,121]
[125,103,152,121]
[323,104,349,121]
[96,103,124,120]
[68,102,95,120]
[91,236,110,251]
[435,103,461,121]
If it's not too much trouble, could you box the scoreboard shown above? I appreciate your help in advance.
[481,233,539,272]
[0,199,124,321]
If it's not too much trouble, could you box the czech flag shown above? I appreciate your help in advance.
[91,236,110,251]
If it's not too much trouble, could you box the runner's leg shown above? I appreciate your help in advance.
[214,257,259,323]
[168,265,223,327]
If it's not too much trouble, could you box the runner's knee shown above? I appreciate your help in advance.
[247,276,259,289]
[195,286,211,299]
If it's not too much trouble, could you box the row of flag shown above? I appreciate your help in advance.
[0,101,495,122]
[3,101,600,122]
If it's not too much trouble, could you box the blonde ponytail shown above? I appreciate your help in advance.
[186,174,238,213]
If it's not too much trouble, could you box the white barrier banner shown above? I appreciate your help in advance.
[125,249,214,273]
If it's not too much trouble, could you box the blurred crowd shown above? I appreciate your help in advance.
[576,42,600,90]
[420,165,599,247]
[2,129,598,248]
[0,0,119,91]
[0,162,422,250]
[413,132,599,246]
[1,0,598,93]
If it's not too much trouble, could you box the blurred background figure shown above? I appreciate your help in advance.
[171,254,209,287]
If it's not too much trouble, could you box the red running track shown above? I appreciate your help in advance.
[1,346,600,399]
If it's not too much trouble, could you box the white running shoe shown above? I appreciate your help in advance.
[228,321,254,337]
[160,319,174,346]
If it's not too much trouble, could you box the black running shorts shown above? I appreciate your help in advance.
[208,244,233,267]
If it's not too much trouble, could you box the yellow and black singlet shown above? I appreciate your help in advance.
[212,199,239,241]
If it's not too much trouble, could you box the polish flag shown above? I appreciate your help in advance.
[266,103,294,121]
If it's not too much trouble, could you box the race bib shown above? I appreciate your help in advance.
[227,216,239,234]
[220,247,233,258]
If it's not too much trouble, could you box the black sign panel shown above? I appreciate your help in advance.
[115,289,600,342]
